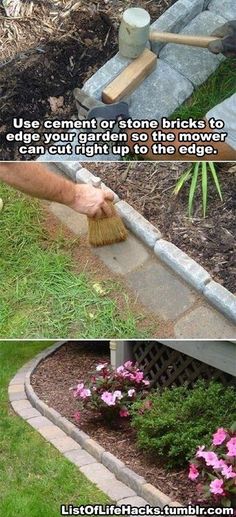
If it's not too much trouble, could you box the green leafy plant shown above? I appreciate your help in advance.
[131,381,236,469]
[173,162,223,217]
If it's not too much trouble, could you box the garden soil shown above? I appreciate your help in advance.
[86,162,236,294]
[31,342,198,506]
[0,0,173,160]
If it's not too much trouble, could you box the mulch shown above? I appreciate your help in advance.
[0,0,173,160]
[86,162,236,294]
[31,342,197,505]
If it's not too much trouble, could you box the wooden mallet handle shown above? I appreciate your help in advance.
[149,31,220,48]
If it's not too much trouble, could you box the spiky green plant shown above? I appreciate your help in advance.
[173,162,223,218]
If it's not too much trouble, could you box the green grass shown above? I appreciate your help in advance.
[0,341,110,517]
[172,58,236,119]
[0,184,148,338]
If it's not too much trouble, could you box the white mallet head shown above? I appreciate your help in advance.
[119,8,151,59]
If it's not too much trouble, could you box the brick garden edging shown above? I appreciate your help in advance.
[55,162,236,325]
[9,342,182,508]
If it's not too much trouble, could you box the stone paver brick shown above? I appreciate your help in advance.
[175,305,236,339]
[80,463,115,485]
[55,161,81,180]
[116,201,161,248]
[10,374,26,385]
[117,467,146,492]
[11,400,32,412]
[160,11,226,86]
[128,60,193,120]
[50,436,81,454]
[19,407,41,420]
[127,260,196,320]
[9,392,27,402]
[102,452,125,476]
[117,496,148,507]
[38,425,66,441]
[97,479,136,502]
[48,202,88,237]
[203,281,236,324]
[154,240,210,291]
[92,234,150,275]
[27,416,53,430]
[85,439,105,461]
[65,449,97,467]
[150,0,204,54]
[208,0,236,21]
[70,428,90,447]
[140,484,172,507]
[8,384,25,393]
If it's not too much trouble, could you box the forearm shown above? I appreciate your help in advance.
[0,162,76,206]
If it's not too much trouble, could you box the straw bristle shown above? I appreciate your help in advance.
[88,202,128,247]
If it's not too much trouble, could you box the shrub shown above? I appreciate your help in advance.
[71,361,150,424]
[131,380,236,469]
[188,424,236,509]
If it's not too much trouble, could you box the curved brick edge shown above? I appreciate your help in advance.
[8,342,181,508]
[55,163,236,325]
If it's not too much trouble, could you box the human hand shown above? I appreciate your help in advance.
[68,183,114,218]
[208,21,236,57]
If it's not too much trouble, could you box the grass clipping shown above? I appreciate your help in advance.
[88,201,128,247]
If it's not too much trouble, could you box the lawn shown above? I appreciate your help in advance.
[0,341,110,517]
[0,183,147,338]
[173,58,236,119]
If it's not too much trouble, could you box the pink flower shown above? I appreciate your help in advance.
[128,389,136,397]
[74,411,81,423]
[79,388,91,399]
[188,464,199,481]
[124,361,133,368]
[101,391,115,406]
[119,408,129,417]
[209,479,225,495]
[202,451,219,467]
[116,366,125,375]
[135,371,144,383]
[74,382,84,397]
[221,464,236,479]
[96,363,108,372]
[226,437,236,457]
[196,446,206,458]
[113,390,123,401]
[142,379,150,386]
[212,428,227,446]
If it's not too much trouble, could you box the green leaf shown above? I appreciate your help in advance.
[230,422,236,432]
[201,162,208,218]
[173,167,192,196]
[208,162,223,201]
[188,162,200,217]
[221,497,232,508]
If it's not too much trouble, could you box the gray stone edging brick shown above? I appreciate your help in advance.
[9,342,182,508]
[56,163,236,325]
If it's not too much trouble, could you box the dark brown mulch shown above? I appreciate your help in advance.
[85,162,236,294]
[31,342,197,505]
[0,0,173,160]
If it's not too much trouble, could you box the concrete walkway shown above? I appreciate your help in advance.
[48,200,235,339]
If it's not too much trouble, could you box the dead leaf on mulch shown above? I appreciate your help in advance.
[48,95,64,112]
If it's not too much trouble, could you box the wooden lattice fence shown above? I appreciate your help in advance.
[133,342,236,388]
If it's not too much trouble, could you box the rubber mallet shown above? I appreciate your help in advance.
[119,7,221,59]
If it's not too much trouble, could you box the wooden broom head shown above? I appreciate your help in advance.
[88,201,128,247]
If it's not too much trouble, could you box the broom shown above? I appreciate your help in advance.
[88,178,128,247]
